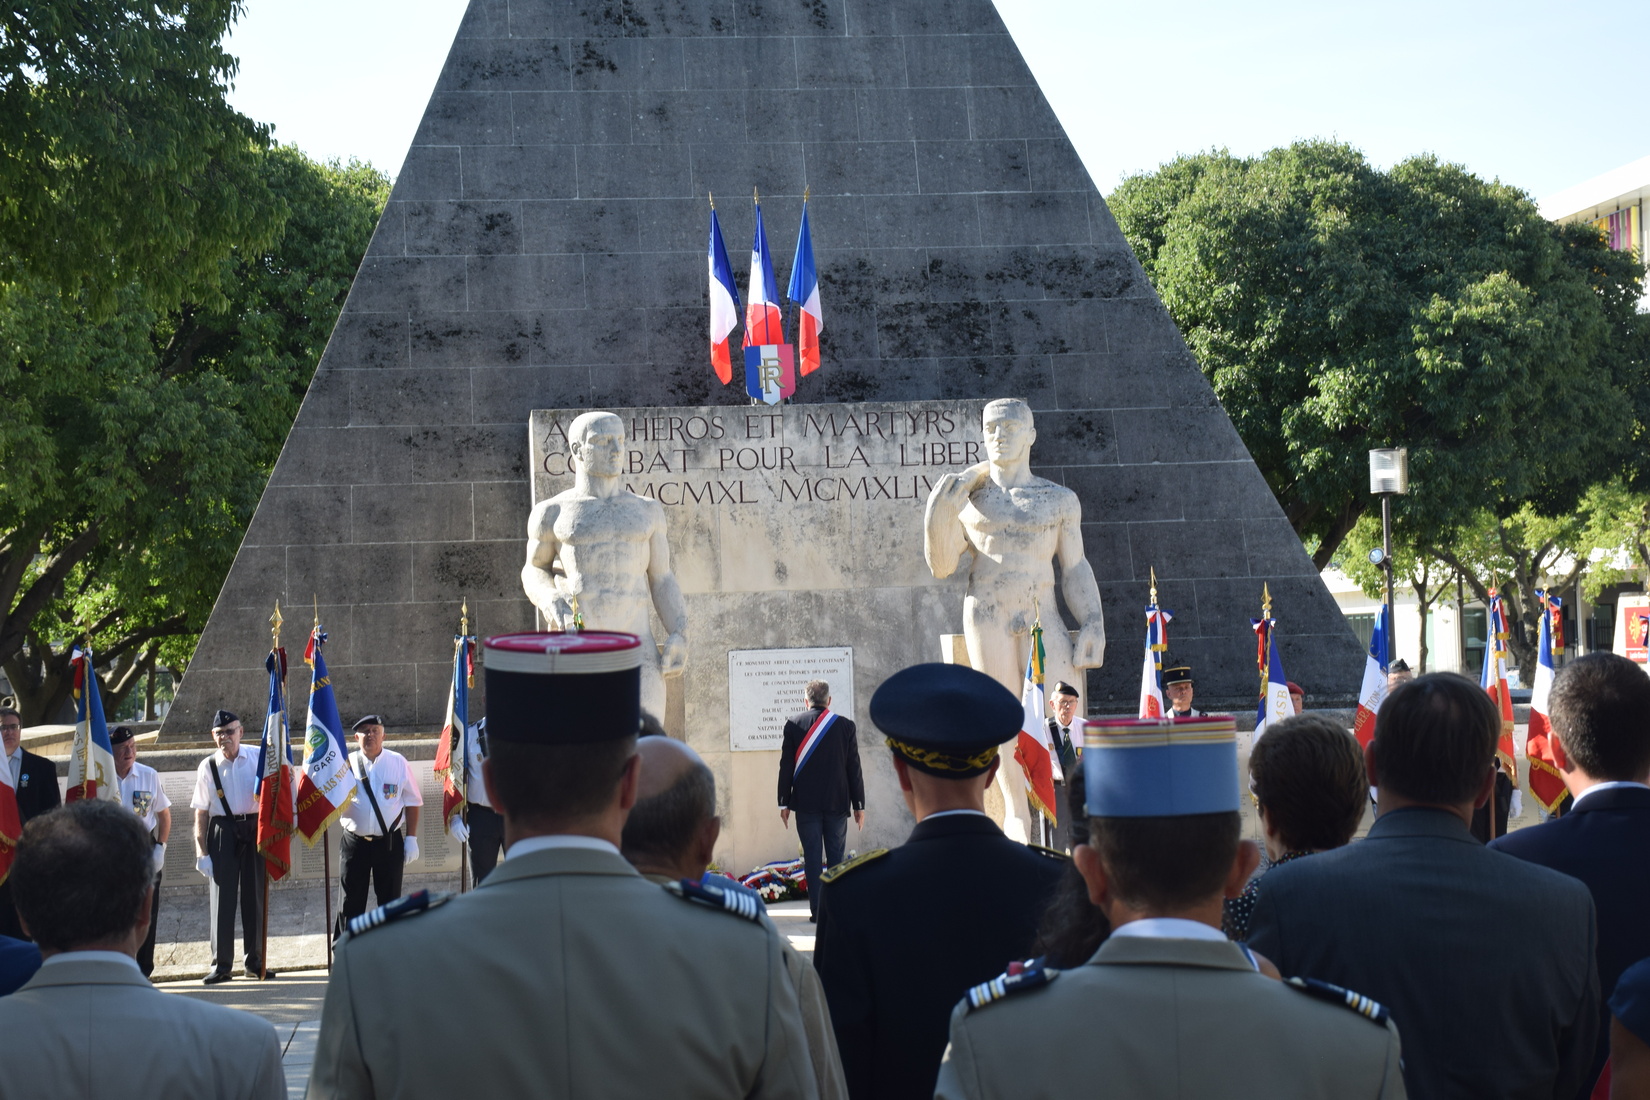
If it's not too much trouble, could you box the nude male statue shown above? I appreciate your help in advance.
[522,411,689,720]
[923,398,1106,840]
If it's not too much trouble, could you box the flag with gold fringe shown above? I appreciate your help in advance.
[1525,590,1569,815]
[295,624,356,843]
[255,646,296,880]
[433,630,475,832]
[67,647,117,802]
[1138,599,1172,719]
[1480,589,1517,781]
[1013,618,1060,827]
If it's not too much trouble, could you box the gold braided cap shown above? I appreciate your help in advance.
[885,736,1000,776]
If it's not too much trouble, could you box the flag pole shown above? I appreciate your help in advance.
[260,601,282,980]
[315,596,334,972]
[459,600,471,895]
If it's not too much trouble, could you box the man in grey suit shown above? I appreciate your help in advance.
[309,631,817,1099]
[0,800,283,1099]
[1249,673,1599,1100]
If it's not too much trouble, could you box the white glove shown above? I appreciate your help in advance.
[1509,789,1524,820]
[153,843,166,875]
[403,836,420,864]
[449,818,470,844]
[195,854,213,879]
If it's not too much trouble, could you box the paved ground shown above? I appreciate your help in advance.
[157,897,817,1097]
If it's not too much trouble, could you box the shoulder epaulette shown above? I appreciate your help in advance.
[346,889,451,938]
[963,959,1058,1012]
[1286,976,1391,1025]
[820,848,889,884]
[1029,843,1070,861]
[663,878,763,922]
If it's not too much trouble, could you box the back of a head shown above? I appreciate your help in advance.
[13,802,152,952]
[1088,812,1240,913]
[1548,652,1650,782]
[487,738,637,831]
[1250,714,1367,852]
[621,750,716,871]
[1372,672,1497,804]
[804,680,829,708]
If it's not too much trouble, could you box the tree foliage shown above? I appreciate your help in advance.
[0,1,282,311]
[1110,141,1648,569]
[0,147,388,722]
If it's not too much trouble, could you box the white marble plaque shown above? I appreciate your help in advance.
[728,647,854,752]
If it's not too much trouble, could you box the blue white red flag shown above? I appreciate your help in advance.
[786,199,823,376]
[67,647,117,802]
[1481,590,1517,782]
[256,647,296,880]
[1526,590,1568,814]
[295,625,356,843]
[1352,603,1390,748]
[433,633,475,831]
[745,201,784,348]
[707,206,741,385]
[792,709,838,781]
[1252,612,1292,740]
[1138,603,1172,718]
[1013,619,1060,826]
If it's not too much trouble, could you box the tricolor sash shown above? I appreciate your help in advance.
[793,709,838,780]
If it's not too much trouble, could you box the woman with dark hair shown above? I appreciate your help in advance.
[1224,714,1368,942]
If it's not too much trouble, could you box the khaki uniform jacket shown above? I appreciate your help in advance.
[935,936,1406,1100]
[641,872,848,1100]
[0,956,284,1099]
[308,846,819,1100]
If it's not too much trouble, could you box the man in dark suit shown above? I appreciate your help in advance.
[1046,680,1081,851]
[777,679,864,922]
[1491,652,1650,1099]
[1249,672,1598,1100]
[813,663,1066,1100]
[0,707,61,940]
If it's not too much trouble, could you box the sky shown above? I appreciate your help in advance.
[224,0,1646,204]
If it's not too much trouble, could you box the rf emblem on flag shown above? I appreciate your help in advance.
[745,344,796,406]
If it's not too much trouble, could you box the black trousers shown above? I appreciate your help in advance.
[335,829,404,938]
[207,816,265,975]
[468,804,505,886]
[137,866,162,977]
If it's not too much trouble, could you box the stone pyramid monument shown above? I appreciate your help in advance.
[163,0,1361,737]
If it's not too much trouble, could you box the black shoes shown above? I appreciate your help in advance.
[202,971,232,985]
[245,968,278,980]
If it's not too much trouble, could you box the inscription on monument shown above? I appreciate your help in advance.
[728,647,855,752]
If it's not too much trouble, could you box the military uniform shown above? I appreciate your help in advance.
[814,662,1064,1100]
[934,934,1405,1099]
[308,630,818,1100]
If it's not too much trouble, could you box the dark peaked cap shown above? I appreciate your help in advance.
[870,663,1023,778]
[211,710,239,730]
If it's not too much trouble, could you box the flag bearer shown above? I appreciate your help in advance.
[333,715,422,940]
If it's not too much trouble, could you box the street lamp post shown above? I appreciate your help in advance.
[1368,448,1410,619]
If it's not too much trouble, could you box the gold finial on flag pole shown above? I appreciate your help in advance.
[271,600,283,650]
[460,598,470,638]
[708,191,715,209]
[1262,582,1273,621]
[753,186,760,205]
[803,185,811,203]
[1149,566,1158,605]
[313,594,319,631]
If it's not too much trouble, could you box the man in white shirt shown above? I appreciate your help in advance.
[190,709,272,984]
[0,799,283,1098]
[333,715,422,939]
[447,716,504,885]
[112,725,170,977]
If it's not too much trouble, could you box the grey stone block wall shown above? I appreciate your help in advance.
[163,0,1361,736]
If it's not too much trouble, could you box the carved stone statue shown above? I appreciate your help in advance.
[923,398,1106,840]
[522,411,689,720]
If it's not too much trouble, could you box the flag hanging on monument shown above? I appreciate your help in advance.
[66,647,117,802]
[1012,619,1060,826]
[744,199,794,405]
[433,632,475,831]
[255,647,296,881]
[786,197,824,376]
[1481,589,1517,780]
[1526,590,1569,815]
[707,204,741,384]
[1352,603,1391,749]
[1252,604,1292,741]
[1138,602,1172,719]
[295,625,356,843]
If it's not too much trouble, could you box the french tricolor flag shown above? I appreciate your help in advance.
[745,199,785,347]
[1351,603,1390,749]
[786,198,823,376]
[707,205,741,384]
